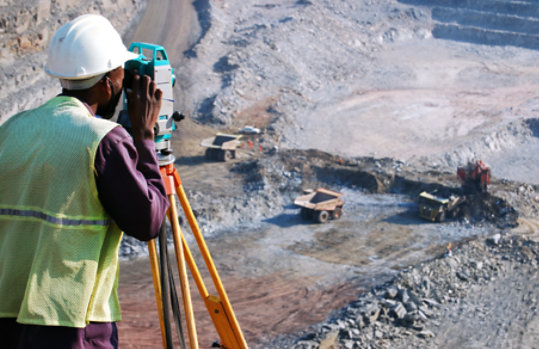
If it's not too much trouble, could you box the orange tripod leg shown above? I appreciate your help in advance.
[161,163,248,349]
[148,239,168,347]
[160,165,199,349]
[167,194,199,349]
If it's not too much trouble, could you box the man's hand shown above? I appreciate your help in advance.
[124,71,163,142]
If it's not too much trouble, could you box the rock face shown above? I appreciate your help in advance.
[398,0,539,50]
[0,0,146,124]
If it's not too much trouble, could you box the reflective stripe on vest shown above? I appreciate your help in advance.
[0,207,111,227]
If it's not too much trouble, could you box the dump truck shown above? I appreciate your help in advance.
[294,188,345,223]
[201,133,242,161]
[417,191,466,222]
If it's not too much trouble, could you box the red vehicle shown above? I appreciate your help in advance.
[457,160,491,193]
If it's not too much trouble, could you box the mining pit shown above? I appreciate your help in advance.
[118,146,523,348]
[96,0,539,346]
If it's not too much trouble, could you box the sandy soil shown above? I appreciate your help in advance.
[280,38,539,173]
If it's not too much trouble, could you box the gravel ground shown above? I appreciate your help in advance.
[272,233,539,349]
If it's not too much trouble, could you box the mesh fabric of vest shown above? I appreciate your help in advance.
[0,96,124,327]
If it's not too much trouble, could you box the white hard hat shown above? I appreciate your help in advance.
[44,14,138,89]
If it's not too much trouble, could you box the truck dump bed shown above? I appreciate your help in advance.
[294,188,344,211]
[418,191,466,222]
[200,133,241,150]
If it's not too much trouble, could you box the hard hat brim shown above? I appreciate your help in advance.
[45,50,139,80]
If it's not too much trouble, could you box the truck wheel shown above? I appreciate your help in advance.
[437,211,446,223]
[316,210,330,223]
[220,150,232,161]
[300,208,311,220]
[332,207,343,220]
[205,148,214,160]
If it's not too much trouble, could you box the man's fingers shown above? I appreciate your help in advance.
[154,88,163,100]
[148,80,157,98]
[126,73,140,97]
[140,75,151,97]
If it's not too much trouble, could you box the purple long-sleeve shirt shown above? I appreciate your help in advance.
[94,126,169,241]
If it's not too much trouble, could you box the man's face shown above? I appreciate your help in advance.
[97,67,124,119]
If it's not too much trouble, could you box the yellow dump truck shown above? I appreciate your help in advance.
[201,133,242,161]
[294,188,345,223]
[418,191,466,222]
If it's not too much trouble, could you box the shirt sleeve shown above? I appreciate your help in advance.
[94,126,169,241]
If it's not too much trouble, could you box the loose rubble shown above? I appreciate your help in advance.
[270,232,538,349]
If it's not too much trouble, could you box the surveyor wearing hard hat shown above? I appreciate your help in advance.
[0,14,169,348]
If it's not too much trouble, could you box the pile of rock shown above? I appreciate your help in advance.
[270,232,538,348]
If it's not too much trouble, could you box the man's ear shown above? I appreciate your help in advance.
[96,75,112,97]
[101,75,110,87]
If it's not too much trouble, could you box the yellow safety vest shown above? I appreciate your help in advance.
[0,96,124,327]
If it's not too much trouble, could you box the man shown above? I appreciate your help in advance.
[0,14,169,348]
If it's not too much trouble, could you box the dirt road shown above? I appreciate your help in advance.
[126,0,195,60]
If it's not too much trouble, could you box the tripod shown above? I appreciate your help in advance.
[147,156,248,349]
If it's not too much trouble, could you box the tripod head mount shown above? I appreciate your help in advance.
[158,153,175,167]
